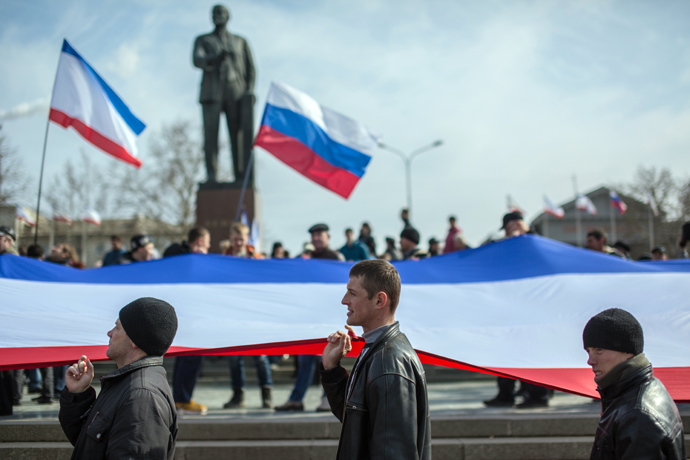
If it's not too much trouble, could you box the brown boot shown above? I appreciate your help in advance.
[223,388,245,409]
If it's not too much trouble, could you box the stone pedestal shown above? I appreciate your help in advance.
[196,183,261,254]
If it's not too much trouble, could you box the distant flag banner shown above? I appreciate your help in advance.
[49,39,145,168]
[609,190,627,214]
[53,212,73,225]
[254,81,378,199]
[543,196,564,219]
[1,235,689,401]
[576,193,598,215]
[81,209,101,226]
[16,205,36,227]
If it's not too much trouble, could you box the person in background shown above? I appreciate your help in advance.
[381,236,401,261]
[400,227,427,260]
[223,223,272,409]
[358,222,376,256]
[164,227,211,415]
[271,242,285,259]
[651,246,669,261]
[102,235,125,266]
[428,237,441,256]
[340,228,371,261]
[585,229,623,258]
[443,215,462,254]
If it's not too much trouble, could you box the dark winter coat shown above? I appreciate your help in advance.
[59,356,177,460]
[591,355,685,460]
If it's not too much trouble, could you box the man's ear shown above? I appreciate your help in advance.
[375,291,389,309]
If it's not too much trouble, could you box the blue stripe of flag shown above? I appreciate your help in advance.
[1,236,688,285]
[61,40,146,135]
[260,103,371,178]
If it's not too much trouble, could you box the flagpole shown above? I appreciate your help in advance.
[648,205,654,249]
[33,117,52,246]
[234,147,255,223]
[543,213,549,238]
[610,205,616,243]
[33,46,61,246]
[572,175,582,247]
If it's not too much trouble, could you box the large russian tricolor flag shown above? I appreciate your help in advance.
[49,39,145,168]
[1,236,689,401]
[254,82,378,199]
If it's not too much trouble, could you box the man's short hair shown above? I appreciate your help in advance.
[27,244,44,259]
[111,235,122,243]
[587,228,607,242]
[231,222,249,236]
[345,228,353,234]
[188,227,209,242]
[349,259,401,312]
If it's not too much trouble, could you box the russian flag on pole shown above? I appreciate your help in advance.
[1,235,689,401]
[49,40,145,168]
[609,190,627,214]
[254,81,378,199]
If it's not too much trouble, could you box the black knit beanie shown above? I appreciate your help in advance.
[400,227,420,245]
[582,308,644,355]
[119,297,178,356]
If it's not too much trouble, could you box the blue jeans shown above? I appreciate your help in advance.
[288,355,321,402]
[173,355,204,403]
[229,355,272,389]
[53,366,68,394]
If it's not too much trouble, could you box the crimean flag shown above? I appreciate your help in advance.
[16,205,36,227]
[1,235,689,402]
[576,193,598,215]
[53,212,73,225]
[81,209,101,226]
[49,39,145,168]
[543,195,564,219]
[254,81,377,199]
[609,190,627,215]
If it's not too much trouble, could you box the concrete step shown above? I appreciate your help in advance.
[3,436,689,460]
[2,414,688,442]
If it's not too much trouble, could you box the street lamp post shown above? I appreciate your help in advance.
[377,140,443,216]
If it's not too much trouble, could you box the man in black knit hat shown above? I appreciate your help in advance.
[59,297,179,459]
[583,308,685,460]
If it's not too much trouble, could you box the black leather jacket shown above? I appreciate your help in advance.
[59,356,177,460]
[320,323,431,460]
[591,363,685,460]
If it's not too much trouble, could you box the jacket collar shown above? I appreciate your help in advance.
[101,356,164,383]
[598,354,653,401]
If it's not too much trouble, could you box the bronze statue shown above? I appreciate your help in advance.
[193,4,256,184]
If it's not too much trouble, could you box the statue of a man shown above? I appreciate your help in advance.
[193,4,256,184]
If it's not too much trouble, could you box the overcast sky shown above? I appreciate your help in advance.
[1,0,690,254]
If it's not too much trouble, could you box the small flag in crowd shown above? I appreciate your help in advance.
[647,190,659,216]
[576,193,597,215]
[609,190,627,214]
[49,39,145,168]
[543,196,564,218]
[81,209,101,226]
[53,212,73,225]
[254,81,378,199]
[16,205,36,227]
